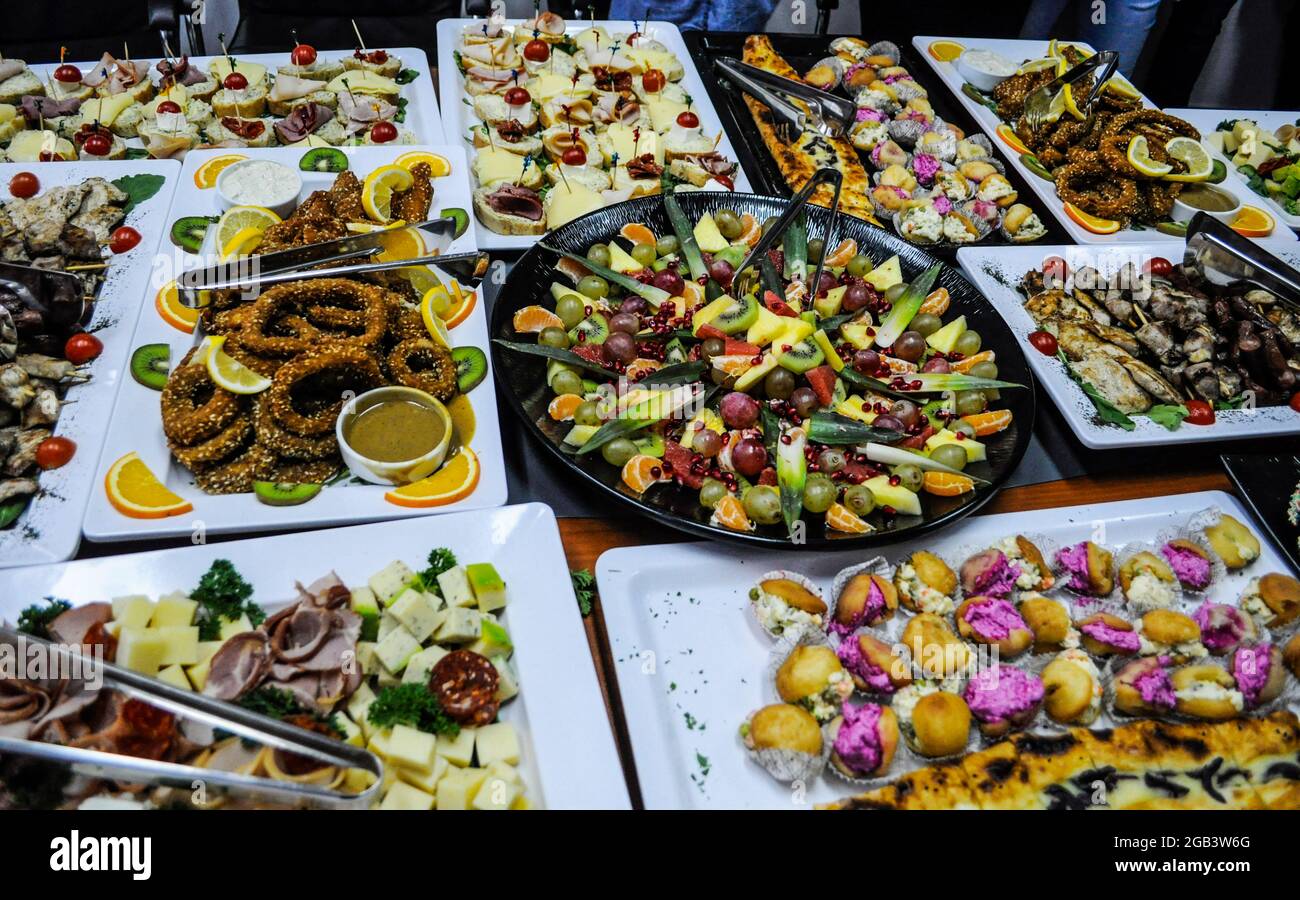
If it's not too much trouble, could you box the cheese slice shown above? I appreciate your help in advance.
[625,47,682,77]
[644,96,688,133]
[208,57,268,86]
[150,82,190,114]
[527,73,592,103]
[473,147,542,189]
[81,93,137,126]
[598,123,661,165]
[5,130,74,162]
[544,181,605,228]
[327,70,399,96]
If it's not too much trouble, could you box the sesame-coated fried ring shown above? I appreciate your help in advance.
[267,458,340,484]
[224,340,284,378]
[169,415,254,468]
[193,443,277,495]
[267,345,386,436]
[1054,153,1143,220]
[253,397,340,460]
[240,279,389,357]
[160,359,246,446]
[387,337,458,402]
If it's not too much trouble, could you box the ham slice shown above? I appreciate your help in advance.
[20,95,80,122]
[268,73,326,103]
[524,11,566,35]
[338,92,396,135]
[144,131,194,159]
[156,56,210,87]
[81,52,116,87]
[203,631,270,701]
[273,103,333,144]
[47,602,112,646]
[486,183,544,221]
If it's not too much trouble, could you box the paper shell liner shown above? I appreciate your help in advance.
[765,627,837,705]
[1186,505,1255,578]
[827,556,893,639]
[750,569,834,642]
[1113,540,1187,614]
[1100,651,1297,725]
[1152,521,1227,598]
[740,709,833,784]
[944,530,1060,602]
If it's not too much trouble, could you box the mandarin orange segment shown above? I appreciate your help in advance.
[823,238,857,268]
[960,409,1013,436]
[512,305,564,333]
[922,471,975,496]
[621,454,668,494]
[711,494,753,532]
[826,501,873,533]
[620,222,657,246]
[738,213,762,247]
[919,287,950,316]
[951,349,995,373]
[548,393,584,421]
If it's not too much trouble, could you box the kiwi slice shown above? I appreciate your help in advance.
[253,481,323,506]
[633,433,665,457]
[452,346,488,394]
[130,343,171,390]
[299,147,349,173]
[170,215,216,254]
[440,207,469,239]
[568,312,609,345]
[712,293,760,335]
[777,338,825,374]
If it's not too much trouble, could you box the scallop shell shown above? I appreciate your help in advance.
[804,56,845,91]
[887,117,928,149]
[866,40,902,65]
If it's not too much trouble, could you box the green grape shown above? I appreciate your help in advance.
[601,437,639,467]
[578,275,609,300]
[715,209,742,240]
[910,313,942,337]
[631,243,657,267]
[656,235,680,256]
[743,485,782,525]
[930,443,968,471]
[802,475,836,514]
[950,421,977,440]
[846,254,874,277]
[954,329,983,357]
[551,370,584,396]
[893,464,923,492]
[555,294,586,329]
[968,360,999,380]
[955,390,987,416]
[698,477,728,509]
[539,326,569,349]
[807,238,825,262]
[574,400,602,426]
[586,243,612,268]
[885,282,907,303]
[842,484,875,516]
[761,215,781,234]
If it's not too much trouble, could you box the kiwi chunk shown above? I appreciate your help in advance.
[568,312,609,345]
[440,207,469,238]
[712,293,760,335]
[129,343,171,390]
[452,346,488,394]
[253,481,323,506]
[299,147,349,173]
[777,338,825,374]
[170,215,216,254]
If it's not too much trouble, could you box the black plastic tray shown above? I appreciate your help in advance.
[683,30,1071,255]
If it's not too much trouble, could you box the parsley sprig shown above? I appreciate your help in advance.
[192,559,264,641]
[367,684,459,737]
[571,568,595,616]
[16,598,72,640]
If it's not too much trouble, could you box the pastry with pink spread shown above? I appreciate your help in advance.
[1191,602,1259,656]
[837,631,911,694]
[828,702,900,778]
[830,572,897,635]
[1077,613,1140,657]
[956,595,1033,657]
[1159,539,1213,591]
[1113,655,1177,716]
[1054,540,1114,598]
[962,663,1044,737]
[1231,643,1286,709]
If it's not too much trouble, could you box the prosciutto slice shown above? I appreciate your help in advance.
[19,95,80,122]
[273,103,333,144]
[268,74,326,104]
[486,184,544,221]
[155,56,208,87]
[47,602,112,646]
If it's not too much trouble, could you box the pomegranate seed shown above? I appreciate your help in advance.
[889,474,901,486]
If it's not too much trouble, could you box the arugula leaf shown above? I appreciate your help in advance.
[395,68,420,84]
[17,598,72,639]
[1057,351,1136,431]
[368,684,459,736]
[191,559,264,641]
[571,568,595,616]
[111,173,165,215]
[1146,404,1189,431]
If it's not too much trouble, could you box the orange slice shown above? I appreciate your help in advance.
[512,305,564,333]
[548,393,584,421]
[959,409,1013,436]
[823,238,857,268]
[155,281,200,334]
[681,279,705,308]
[443,281,478,329]
[1063,202,1121,234]
[105,452,193,519]
[556,256,592,283]
[919,287,950,316]
[384,448,480,508]
[951,349,995,374]
[826,501,873,533]
[928,40,965,62]
[621,453,669,493]
[619,222,657,246]
[375,227,425,263]
[737,213,762,247]
[995,123,1030,156]
[922,471,975,496]
[625,358,662,380]
[711,494,753,532]
[193,153,247,189]
[1231,205,1274,238]
[393,150,452,177]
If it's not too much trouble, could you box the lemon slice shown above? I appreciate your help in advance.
[1104,75,1141,101]
[1037,90,1067,125]
[204,335,272,394]
[362,165,415,223]
[345,219,406,233]
[424,305,452,349]
[1062,83,1087,121]
[402,265,443,297]
[1163,136,1214,182]
[1014,57,1058,76]
[421,284,453,326]
[214,204,281,252]
[190,335,220,367]
[219,226,265,261]
[1126,135,1173,177]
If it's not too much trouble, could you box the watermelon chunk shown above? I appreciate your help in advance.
[663,440,704,489]
[572,343,610,366]
[696,323,728,341]
[899,424,934,450]
[724,338,761,357]
[763,290,798,318]
[804,365,836,407]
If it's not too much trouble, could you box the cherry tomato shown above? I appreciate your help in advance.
[9,172,39,199]
[712,174,735,191]
[35,436,77,470]
[81,133,112,156]
[641,68,666,93]
[65,332,103,365]
[1042,255,1069,284]
[561,146,587,166]
[290,43,318,66]
[676,110,699,129]
[109,225,142,254]
[523,38,550,62]
[223,72,248,91]
[1184,399,1215,426]
[1028,330,1058,356]
[355,48,388,63]
[1290,392,1300,414]
[370,121,398,143]
[156,100,182,114]
[53,63,83,83]
[1143,256,1173,278]
[503,86,531,106]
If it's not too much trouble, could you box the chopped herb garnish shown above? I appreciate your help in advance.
[192,559,264,640]
[414,547,457,593]
[368,684,459,737]
[571,568,595,616]
[17,597,71,639]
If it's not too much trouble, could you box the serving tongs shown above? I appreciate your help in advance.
[1184,211,1300,311]
[733,167,844,299]
[175,215,490,307]
[1021,49,1119,132]
[0,624,383,809]
[714,57,855,141]
[0,261,89,330]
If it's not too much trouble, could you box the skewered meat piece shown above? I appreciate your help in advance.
[3,426,49,475]
[1070,288,1111,326]
[1149,284,1208,330]
[1100,287,1134,322]
[1117,357,1182,404]
[1182,325,1216,365]
[0,477,37,503]
[15,354,82,382]
[1074,353,1152,413]
[0,363,34,408]
[1057,321,1133,361]
[21,384,60,427]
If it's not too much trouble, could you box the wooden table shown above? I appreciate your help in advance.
[561,464,1232,806]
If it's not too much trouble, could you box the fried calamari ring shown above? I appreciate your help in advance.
[1055,153,1142,220]
[253,397,339,460]
[169,415,254,468]
[240,279,388,357]
[266,345,386,436]
[161,360,245,446]
[388,337,457,401]
[393,163,434,223]
[385,299,428,344]
[267,458,340,484]
[193,443,277,495]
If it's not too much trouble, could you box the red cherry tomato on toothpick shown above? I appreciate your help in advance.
[109,226,142,254]
[370,121,398,143]
[1143,256,1173,278]
[291,43,317,66]
[53,63,83,83]
[1184,399,1215,426]
[81,133,112,156]
[523,38,550,62]
[156,100,182,114]
[35,437,77,470]
[503,86,531,106]
[641,68,666,93]
[65,332,103,365]
[1290,392,1300,414]
[561,146,587,166]
[676,110,699,129]
[1028,330,1058,356]
[223,72,248,91]
[9,172,39,199]
[1042,255,1069,284]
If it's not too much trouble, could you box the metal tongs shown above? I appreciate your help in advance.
[1184,212,1300,310]
[734,167,844,299]
[0,625,383,809]
[714,57,856,141]
[175,216,490,308]
[1021,49,1120,132]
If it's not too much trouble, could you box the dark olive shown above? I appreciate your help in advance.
[807,238,825,262]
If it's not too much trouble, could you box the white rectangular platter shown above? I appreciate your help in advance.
[437,16,752,251]
[82,144,508,544]
[598,490,1289,810]
[957,240,1300,448]
[6,47,440,155]
[0,502,630,809]
[911,36,1294,246]
[0,159,178,568]
[1167,108,1300,232]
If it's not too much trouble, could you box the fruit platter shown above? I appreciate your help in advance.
[600,490,1300,809]
[0,503,629,809]
[81,145,507,543]
[436,14,750,249]
[0,159,177,567]
[913,36,1293,245]
[0,42,441,161]
[490,188,1034,547]
[958,240,1300,448]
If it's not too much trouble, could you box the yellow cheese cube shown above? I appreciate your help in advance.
[156,625,200,666]
[395,755,448,794]
[218,614,253,639]
[156,664,193,691]
[486,760,523,787]
[472,774,521,810]
[368,560,415,603]
[185,658,211,691]
[367,727,395,761]
[436,767,489,810]
[209,57,268,86]
[381,781,435,811]
[347,682,378,736]
[343,767,378,794]
[475,722,521,767]
[402,645,450,685]
[374,624,422,673]
[116,628,167,676]
[388,724,438,774]
[337,714,365,748]
[644,97,688,132]
[195,641,223,665]
[437,727,476,767]
[112,595,155,629]
[150,594,198,627]
[387,588,444,642]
